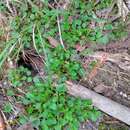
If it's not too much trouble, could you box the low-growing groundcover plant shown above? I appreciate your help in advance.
[0,0,127,70]
[1,0,128,129]
[6,64,100,130]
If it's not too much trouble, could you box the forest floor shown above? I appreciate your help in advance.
[0,0,130,130]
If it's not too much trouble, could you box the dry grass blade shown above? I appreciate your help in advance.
[57,15,65,49]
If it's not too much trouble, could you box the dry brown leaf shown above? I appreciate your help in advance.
[75,44,86,52]
[47,36,59,48]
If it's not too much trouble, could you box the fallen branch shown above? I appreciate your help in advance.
[66,81,130,125]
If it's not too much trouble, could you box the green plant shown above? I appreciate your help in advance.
[1,0,128,129]
[8,66,32,87]
[3,102,12,113]
[7,66,100,130]
[47,46,85,80]
[111,22,128,40]
[0,0,127,68]
[95,0,112,10]
[23,80,100,130]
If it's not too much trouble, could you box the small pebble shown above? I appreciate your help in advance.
[119,91,127,98]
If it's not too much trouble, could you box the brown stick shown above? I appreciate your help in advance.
[66,81,130,125]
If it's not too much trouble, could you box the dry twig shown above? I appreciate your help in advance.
[57,15,65,49]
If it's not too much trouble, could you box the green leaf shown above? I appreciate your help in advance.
[27,77,32,82]
[75,20,82,25]
[26,92,36,102]
[59,119,68,126]
[50,59,61,70]
[41,121,50,130]
[31,119,41,128]
[22,98,30,105]
[46,118,57,125]
[27,106,34,114]
[67,99,74,107]
[54,125,62,130]
[82,22,87,28]
[7,90,15,96]
[96,31,103,39]
[65,111,73,121]
[33,76,40,83]
[49,102,57,110]
[79,68,85,77]
[80,48,94,56]
[88,110,101,122]
[26,71,31,76]
[104,24,113,30]
[3,103,12,113]
[70,71,77,80]
[13,81,22,87]
[19,115,28,124]
[21,76,27,81]
[83,99,92,106]
[62,22,70,31]
[72,118,80,130]
[69,121,79,130]
[77,114,85,122]
[56,84,67,93]
[26,92,35,99]
[97,35,109,44]
[35,103,42,110]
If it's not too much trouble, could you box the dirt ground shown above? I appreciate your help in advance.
[1,0,130,129]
